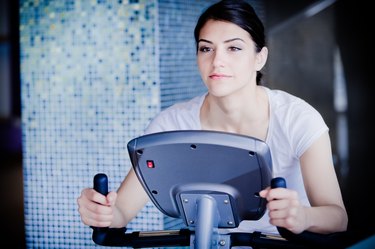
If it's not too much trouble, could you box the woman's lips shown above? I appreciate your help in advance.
[209,73,231,79]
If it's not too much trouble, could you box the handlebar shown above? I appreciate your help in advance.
[90,174,349,248]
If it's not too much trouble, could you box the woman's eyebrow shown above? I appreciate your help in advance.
[198,38,245,44]
[198,38,212,44]
[224,38,245,43]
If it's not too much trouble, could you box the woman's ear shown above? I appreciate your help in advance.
[255,47,268,71]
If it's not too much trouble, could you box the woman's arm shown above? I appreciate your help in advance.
[299,130,348,233]
[260,131,348,234]
[111,168,150,227]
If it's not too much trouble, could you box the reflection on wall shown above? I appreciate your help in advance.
[333,46,349,180]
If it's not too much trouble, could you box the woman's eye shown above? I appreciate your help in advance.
[199,46,212,53]
[229,46,241,51]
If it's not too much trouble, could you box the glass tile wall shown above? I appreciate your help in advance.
[20,1,161,248]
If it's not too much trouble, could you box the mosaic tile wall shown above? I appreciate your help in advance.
[20,0,161,248]
[20,0,263,248]
[158,0,211,110]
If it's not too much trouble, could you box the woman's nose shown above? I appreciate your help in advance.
[212,49,225,68]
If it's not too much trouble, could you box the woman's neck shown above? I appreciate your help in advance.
[200,86,269,140]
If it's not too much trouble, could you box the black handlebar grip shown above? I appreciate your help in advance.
[94,173,108,195]
[271,177,286,189]
[92,173,109,245]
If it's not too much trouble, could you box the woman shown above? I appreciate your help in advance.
[77,0,348,236]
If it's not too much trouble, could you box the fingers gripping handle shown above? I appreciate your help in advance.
[270,177,346,248]
[92,173,109,245]
[270,177,287,233]
[270,177,295,241]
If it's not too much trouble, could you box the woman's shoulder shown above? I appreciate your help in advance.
[264,86,328,157]
[264,85,327,135]
[163,93,206,112]
[144,93,206,134]
[264,86,318,115]
[264,87,305,106]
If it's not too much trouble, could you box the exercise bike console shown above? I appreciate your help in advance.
[127,130,273,227]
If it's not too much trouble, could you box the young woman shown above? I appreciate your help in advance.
[77,0,348,236]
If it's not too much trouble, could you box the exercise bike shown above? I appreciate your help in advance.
[90,130,349,248]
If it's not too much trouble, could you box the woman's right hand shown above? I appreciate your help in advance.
[77,188,118,227]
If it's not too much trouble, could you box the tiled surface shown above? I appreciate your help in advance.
[158,0,209,110]
[20,1,161,247]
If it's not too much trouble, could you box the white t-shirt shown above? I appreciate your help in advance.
[144,86,328,235]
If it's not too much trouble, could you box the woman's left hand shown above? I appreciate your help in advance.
[259,187,308,234]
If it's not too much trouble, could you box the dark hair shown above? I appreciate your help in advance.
[194,0,266,85]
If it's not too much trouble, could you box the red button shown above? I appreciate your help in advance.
[147,160,155,168]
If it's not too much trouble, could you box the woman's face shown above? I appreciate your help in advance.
[197,20,265,97]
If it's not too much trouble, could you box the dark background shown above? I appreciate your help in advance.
[0,0,373,248]
[265,0,374,244]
